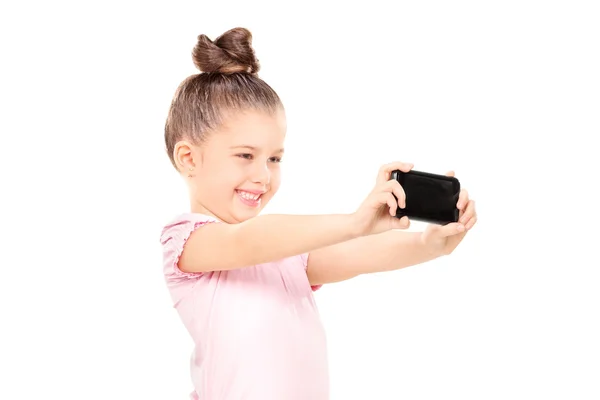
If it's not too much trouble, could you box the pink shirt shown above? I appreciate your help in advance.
[160,213,329,400]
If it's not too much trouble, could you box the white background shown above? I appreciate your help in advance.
[1,0,599,399]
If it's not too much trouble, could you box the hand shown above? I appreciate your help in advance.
[420,171,477,255]
[352,161,414,236]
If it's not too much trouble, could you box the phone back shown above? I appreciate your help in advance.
[391,170,460,225]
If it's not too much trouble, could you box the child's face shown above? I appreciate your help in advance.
[190,109,286,223]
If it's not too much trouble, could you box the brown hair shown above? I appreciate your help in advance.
[164,27,283,169]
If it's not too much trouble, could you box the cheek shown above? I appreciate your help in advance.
[202,161,240,191]
[269,168,282,192]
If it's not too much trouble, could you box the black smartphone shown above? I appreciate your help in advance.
[390,169,461,225]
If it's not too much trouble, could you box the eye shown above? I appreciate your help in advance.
[237,153,253,160]
[269,157,282,163]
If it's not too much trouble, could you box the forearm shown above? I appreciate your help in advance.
[232,213,361,266]
[306,230,443,285]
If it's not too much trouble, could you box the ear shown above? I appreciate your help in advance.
[173,140,197,174]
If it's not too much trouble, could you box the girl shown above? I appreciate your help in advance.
[160,27,477,400]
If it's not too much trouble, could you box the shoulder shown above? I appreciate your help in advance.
[160,213,220,242]
[160,213,221,281]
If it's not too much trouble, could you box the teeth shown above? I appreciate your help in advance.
[239,191,260,200]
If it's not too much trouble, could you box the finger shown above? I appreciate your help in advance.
[457,189,469,210]
[459,200,476,224]
[376,161,414,185]
[465,215,477,230]
[381,179,406,208]
[383,192,398,217]
[445,170,455,177]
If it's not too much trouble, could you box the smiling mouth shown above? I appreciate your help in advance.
[237,191,261,200]
[236,190,264,207]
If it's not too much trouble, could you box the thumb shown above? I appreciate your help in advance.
[391,216,410,230]
[424,222,465,240]
[437,222,465,237]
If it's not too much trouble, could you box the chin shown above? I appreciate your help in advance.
[228,208,259,224]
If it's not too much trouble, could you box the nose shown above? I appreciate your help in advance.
[251,161,271,185]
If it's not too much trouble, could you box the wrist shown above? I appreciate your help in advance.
[347,212,368,239]
[418,231,446,258]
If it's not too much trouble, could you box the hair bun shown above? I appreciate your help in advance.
[192,27,260,75]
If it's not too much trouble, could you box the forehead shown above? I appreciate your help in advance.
[212,109,286,149]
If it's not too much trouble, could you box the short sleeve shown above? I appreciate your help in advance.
[160,213,219,284]
[300,252,322,292]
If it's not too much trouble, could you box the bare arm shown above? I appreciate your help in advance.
[179,214,361,273]
[306,230,442,285]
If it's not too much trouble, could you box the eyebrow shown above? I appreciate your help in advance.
[230,145,285,153]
